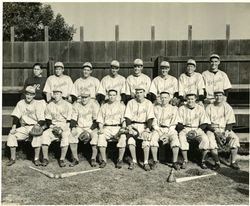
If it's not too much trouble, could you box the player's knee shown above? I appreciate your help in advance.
[127,137,136,146]
[142,140,150,149]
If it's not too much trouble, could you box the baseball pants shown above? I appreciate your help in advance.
[69,127,98,145]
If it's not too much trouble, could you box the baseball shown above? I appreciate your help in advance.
[54,174,60,179]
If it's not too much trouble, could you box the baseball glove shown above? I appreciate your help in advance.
[127,127,139,139]
[186,130,197,141]
[141,130,152,141]
[78,130,91,144]
[170,97,180,106]
[52,126,63,139]
[29,124,43,137]
[214,132,227,148]
[113,127,128,140]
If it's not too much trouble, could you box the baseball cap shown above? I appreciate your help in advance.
[187,59,196,67]
[134,59,143,66]
[160,91,170,95]
[25,86,36,94]
[80,89,91,97]
[214,91,225,95]
[210,54,220,60]
[186,93,197,97]
[135,87,145,92]
[54,62,64,68]
[52,87,63,93]
[160,61,170,68]
[82,62,93,69]
[110,60,120,68]
[108,89,118,94]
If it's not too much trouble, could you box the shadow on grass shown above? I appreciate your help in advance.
[235,187,249,196]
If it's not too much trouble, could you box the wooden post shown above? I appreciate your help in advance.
[47,58,54,76]
[44,26,49,61]
[115,25,119,42]
[80,26,84,42]
[151,26,155,41]
[226,24,230,40]
[188,25,192,56]
[11,27,14,62]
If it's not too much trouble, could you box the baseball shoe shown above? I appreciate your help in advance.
[42,159,49,167]
[212,162,221,170]
[200,162,208,169]
[150,161,158,170]
[69,159,79,167]
[7,159,16,166]
[90,159,97,167]
[33,159,41,166]
[143,164,151,171]
[172,162,180,170]
[59,160,66,167]
[99,160,107,168]
[116,160,123,169]
[128,162,136,170]
[231,162,240,170]
[181,161,188,169]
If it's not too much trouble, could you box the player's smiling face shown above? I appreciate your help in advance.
[161,66,170,76]
[55,67,64,77]
[161,93,170,105]
[82,67,92,78]
[110,66,119,76]
[33,65,43,77]
[134,65,143,76]
[108,91,117,103]
[53,91,63,102]
[186,64,196,75]
[81,95,90,105]
[25,92,35,103]
[186,95,196,107]
[135,90,145,101]
[210,58,220,71]
[215,93,224,103]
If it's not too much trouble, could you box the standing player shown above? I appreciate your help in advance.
[124,88,155,171]
[149,61,178,105]
[6,86,46,166]
[126,59,151,101]
[97,60,127,104]
[72,62,100,103]
[43,62,75,103]
[41,88,72,167]
[69,90,100,167]
[97,89,127,168]
[151,91,180,170]
[206,91,240,170]
[177,93,210,169]
[202,54,232,104]
[178,59,205,105]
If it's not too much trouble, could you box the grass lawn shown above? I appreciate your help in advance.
[1,143,249,205]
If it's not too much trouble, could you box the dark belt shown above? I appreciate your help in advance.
[25,124,35,126]
[131,121,146,124]
[104,124,121,127]
[160,125,169,128]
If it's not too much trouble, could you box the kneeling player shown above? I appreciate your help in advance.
[41,88,72,167]
[7,86,46,166]
[177,93,210,169]
[69,90,100,167]
[97,89,127,168]
[151,91,180,170]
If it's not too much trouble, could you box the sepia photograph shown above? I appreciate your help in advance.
[1,0,249,205]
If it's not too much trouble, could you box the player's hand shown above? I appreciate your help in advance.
[71,127,78,137]
[98,128,104,134]
[10,128,16,135]
[197,101,204,107]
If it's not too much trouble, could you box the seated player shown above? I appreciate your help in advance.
[97,89,127,168]
[151,91,180,170]
[41,88,72,167]
[69,90,100,167]
[6,86,46,166]
[124,88,155,171]
[206,91,240,170]
[177,93,210,169]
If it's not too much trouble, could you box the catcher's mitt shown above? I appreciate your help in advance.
[78,130,91,144]
[29,124,43,137]
[52,126,63,139]
[186,130,197,142]
[141,130,152,141]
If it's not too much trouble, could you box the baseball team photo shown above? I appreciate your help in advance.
[1,1,249,205]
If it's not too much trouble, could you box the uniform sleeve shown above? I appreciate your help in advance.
[120,104,126,122]
[97,78,106,95]
[92,103,100,120]
[71,104,78,121]
[95,79,101,96]
[11,101,22,119]
[225,105,236,124]
[96,105,104,124]
[67,77,75,97]
[146,76,152,94]
[223,72,232,90]
[178,75,184,97]
[35,102,45,121]
[205,105,212,121]
[170,106,178,126]
[173,77,178,93]
[199,106,210,125]
[197,74,205,95]
[124,100,133,120]
[43,76,52,94]
[120,77,127,94]
[176,107,184,124]
[45,104,52,120]
[66,103,73,121]
[149,79,157,95]
[125,77,132,96]
[146,102,155,120]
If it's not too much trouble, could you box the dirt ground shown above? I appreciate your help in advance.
[1,143,249,205]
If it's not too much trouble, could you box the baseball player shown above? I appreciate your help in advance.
[6,86,46,166]
[202,54,232,104]
[72,62,100,104]
[69,90,100,167]
[149,61,178,105]
[206,91,240,170]
[178,59,205,105]
[126,59,151,101]
[41,88,72,167]
[177,93,210,169]
[97,60,127,104]
[43,62,75,103]
[151,91,180,170]
[124,88,155,171]
[97,89,127,168]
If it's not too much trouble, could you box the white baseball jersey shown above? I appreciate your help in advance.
[72,101,100,128]
[126,74,151,97]
[150,75,178,98]
[43,75,74,98]
[178,72,205,98]
[124,99,155,122]
[97,101,126,125]
[72,76,100,98]
[97,74,126,101]
[202,70,232,99]
[153,104,178,129]
[206,102,235,129]
[45,100,72,125]
[177,104,209,128]
[11,99,45,126]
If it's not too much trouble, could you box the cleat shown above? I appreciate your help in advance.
[181,161,188,169]
[231,162,240,170]
[201,162,208,169]
[150,161,158,170]
[90,159,97,167]
[69,159,79,167]
[116,160,123,169]
[42,159,49,167]
[128,162,136,170]
[99,160,107,168]
[143,164,151,171]
[172,162,180,170]
[212,163,221,170]
[7,159,16,166]
[59,160,66,167]
[34,159,41,166]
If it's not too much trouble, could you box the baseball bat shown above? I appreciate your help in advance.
[56,168,101,179]
[29,166,55,178]
[176,172,217,183]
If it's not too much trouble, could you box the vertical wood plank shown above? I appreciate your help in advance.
[105,41,116,62]
[151,26,155,41]
[239,62,250,84]
[3,42,12,62]
[80,26,84,42]
[13,42,24,62]
[165,40,178,78]
[141,41,152,62]
[37,41,48,62]
[44,26,49,42]
[152,41,165,57]
[69,42,81,62]
[82,41,95,62]
[240,40,250,55]
[94,41,106,62]
[188,25,192,55]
